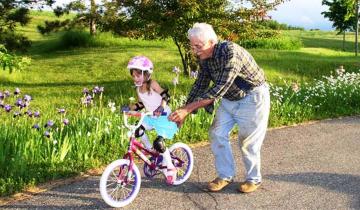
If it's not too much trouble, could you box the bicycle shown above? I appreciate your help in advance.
[99,111,194,208]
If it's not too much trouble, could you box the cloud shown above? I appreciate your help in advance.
[299,16,314,26]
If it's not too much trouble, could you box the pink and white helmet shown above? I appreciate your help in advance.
[127,56,154,74]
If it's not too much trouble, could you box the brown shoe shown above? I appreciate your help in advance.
[207,177,232,192]
[238,181,261,193]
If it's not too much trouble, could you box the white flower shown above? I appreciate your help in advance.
[110,106,116,113]
[104,127,110,134]
[172,66,181,74]
[291,83,300,93]
[190,71,198,79]
[129,97,135,102]
[53,140,58,145]
[172,77,179,86]
[87,132,91,137]
[108,101,115,108]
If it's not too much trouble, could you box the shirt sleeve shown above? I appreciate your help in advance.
[199,50,238,101]
[186,67,211,104]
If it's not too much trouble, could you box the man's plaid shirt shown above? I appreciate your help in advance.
[186,41,266,113]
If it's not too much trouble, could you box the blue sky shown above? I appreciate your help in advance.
[269,0,333,30]
[54,0,334,31]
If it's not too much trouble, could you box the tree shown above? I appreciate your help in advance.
[38,0,127,36]
[0,0,53,51]
[0,45,31,73]
[123,0,287,76]
[322,0,358,54]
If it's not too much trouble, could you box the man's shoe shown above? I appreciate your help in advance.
[238,181,261,193]
[207,177,232,192]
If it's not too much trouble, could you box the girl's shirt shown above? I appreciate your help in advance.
[136,87,171,114]
[137,86,177,139]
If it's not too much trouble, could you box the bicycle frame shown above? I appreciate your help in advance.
[119,111,161,182]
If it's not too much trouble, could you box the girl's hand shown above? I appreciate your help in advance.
[153,106,164,116]
[121,105,130,112]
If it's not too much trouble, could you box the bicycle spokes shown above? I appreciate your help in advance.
[107,164,136,201]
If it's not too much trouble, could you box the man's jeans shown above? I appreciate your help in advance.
[209,83,270,183]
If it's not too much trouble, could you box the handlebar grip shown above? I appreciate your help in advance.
[125,112,142,117]
[124,111,167,117]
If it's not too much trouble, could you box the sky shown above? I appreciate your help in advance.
[268,0,333,30]
[54,0,334,31]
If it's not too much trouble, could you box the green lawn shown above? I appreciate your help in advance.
[2,11,360,117]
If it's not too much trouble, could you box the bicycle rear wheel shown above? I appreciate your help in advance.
[99,159,141,207]
[169,142,194,185]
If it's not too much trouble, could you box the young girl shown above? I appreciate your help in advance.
[124,55,178,185]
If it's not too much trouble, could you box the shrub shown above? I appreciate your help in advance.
[239,36,303,50]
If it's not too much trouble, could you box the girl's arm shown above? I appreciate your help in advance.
[151,80,168,107]
[130,96,144,111]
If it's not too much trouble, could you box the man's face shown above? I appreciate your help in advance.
[189,36,214,60]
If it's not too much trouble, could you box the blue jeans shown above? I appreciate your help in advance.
[209,83,270,183]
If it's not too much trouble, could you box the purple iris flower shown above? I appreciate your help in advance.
[32,123,40,130]
[92,86,100,94]
[4,104,12,112]
[82,95,92,106]
[45,120,54,128]
[15,99,23,107]
[58,108,66,114]
[24,95,32,102]
[34,111,40,118]
[0,92,3,100]
[83,88,89,95]
[14,88,20,95]
[26,110,33,117]
[63,118,69,125]
[13,111,21,118]
[44,131,50,138]
[4,90,10,97]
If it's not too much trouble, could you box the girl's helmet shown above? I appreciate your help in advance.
[127,56,153,74]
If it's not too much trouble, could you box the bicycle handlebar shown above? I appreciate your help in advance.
[123,111,167,131]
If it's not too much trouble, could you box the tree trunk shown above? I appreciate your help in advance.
[355,0,359,56]
[343,31,345,51]
[173,37,189,76]
[90,0,96,36]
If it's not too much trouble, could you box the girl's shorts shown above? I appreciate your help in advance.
[143,115,178,139]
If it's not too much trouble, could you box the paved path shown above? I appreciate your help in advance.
[2,116,360,209]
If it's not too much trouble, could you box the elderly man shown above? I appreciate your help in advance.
[169,23,270,193]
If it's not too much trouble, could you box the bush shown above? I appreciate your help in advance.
[59,30,94,48]
[0,45,31,73]
[0,31,31,52]
[239,36,303,50]
[256,20,305,31]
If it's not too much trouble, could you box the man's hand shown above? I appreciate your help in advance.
[168,108,189,127]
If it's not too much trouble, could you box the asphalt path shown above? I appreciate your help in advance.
[2,116,360,209]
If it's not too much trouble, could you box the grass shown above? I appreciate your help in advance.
[1,11,360,197]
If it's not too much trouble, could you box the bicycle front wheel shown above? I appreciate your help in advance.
[169,142,194,185]
[99,159,141,208]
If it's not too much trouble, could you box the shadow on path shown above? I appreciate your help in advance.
[266,172,360,209]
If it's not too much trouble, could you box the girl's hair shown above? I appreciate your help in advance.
[187,22,218,44]
[130,69,152,94]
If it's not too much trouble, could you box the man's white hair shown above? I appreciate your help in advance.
[187,23,218,44]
